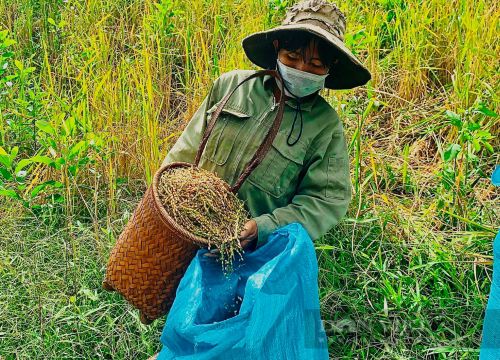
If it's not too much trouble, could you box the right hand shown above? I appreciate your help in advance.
[203,220,258,257]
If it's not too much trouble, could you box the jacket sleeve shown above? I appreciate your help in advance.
[160,76,222,167]
[252,126,352,247]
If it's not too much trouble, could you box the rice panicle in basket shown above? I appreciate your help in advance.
[157,166,251,274]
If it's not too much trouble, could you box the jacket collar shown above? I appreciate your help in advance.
[263,74,319,112]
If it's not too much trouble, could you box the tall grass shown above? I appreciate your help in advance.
[0,0,498,358]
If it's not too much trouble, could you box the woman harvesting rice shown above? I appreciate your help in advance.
[148,0,371,358]
[160,0,371,259]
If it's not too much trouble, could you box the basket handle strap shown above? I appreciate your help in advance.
[194,69,286,194]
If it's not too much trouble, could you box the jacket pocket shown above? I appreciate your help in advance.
[247,130,308,198]
[202,102,251,166]
[326,155,348,200]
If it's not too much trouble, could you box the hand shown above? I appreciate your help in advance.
[203,219,258,257]
[239,219,257,241]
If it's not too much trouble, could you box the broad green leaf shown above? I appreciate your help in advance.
[467,152,479,162]
[472,138,481,152]
[53,158,65,170]
[14,59,23,71]
[30,155,54,166]
[14,159,32,174]
[10,146,18,159]
[445,110,461,127]
[476,102,498,117]
[443,144,461,162]
[77,157,90,166]
[68,140,87,159]
[4,39,16,47]
[69,164,77,176]
[30,180,63,198]
[0,154,11,168]
[47,17,56,26]
[476,130,492,139]
[14,98,29,108]
[3,51,14,60]
[467,122,480,131]
[62,116,76,136]
[483,141,494,153]
[0,188,20,199]
[48,138,58,150]
[53,180,63,188]
[51,193,65,203]
[0,168,12,180]
[36,120,56,135]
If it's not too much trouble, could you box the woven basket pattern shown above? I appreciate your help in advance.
[103,175,198,323]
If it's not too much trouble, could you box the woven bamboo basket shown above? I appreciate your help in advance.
[102,69,285,324]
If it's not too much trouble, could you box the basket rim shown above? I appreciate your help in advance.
[152,162,221,247]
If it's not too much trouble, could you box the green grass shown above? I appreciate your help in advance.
[0,0,498,358]
[318,223,492,358]
[0,185,495,359]
[0,190,167,359]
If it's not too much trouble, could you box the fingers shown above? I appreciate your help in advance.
[239,219,257,241]
[240,238,252,250]
[239,228,249,240]
[204,223,257,258]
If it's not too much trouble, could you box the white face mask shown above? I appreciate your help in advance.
[276,57,329,99]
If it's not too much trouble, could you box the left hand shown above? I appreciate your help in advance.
[204,219,258,257]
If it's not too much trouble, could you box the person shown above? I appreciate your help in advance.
[162,0,371,256]
[160,0,370,257]
[148,0,371,358]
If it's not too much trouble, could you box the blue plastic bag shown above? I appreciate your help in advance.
[480,165,500,359]
[157,222,329,360]
[480,231,500,359]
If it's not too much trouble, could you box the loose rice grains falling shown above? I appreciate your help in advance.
[157,166,251,274]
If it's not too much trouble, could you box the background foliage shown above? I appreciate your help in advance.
[0,0,498,358]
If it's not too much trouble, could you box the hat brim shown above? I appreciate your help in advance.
[241,24,371,90]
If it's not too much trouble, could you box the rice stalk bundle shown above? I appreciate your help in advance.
[157,166,250,274]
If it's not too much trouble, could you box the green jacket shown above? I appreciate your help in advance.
[161,69,352,248]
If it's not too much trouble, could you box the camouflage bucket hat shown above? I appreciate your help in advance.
[242,0,371,90]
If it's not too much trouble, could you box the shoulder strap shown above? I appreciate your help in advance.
[194,69,285,193]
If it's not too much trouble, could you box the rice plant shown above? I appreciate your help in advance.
[0,0,498,358]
